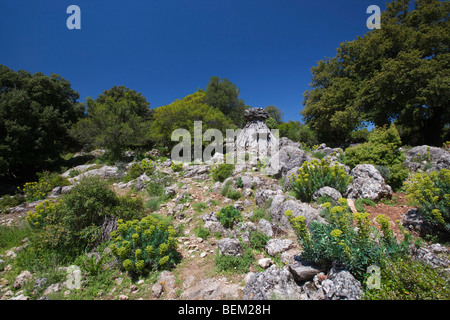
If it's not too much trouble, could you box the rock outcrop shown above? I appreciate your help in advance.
[346,164,392,200]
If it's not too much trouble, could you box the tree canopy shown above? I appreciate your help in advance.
[204,76,248,128]
[150,90,233,150]
[0,65,83,179]
[301,0,450,146]
[70,85,152,159]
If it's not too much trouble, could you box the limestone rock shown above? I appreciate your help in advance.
[322,266,363,300]
[346,164,392,201]
[312,187,343,204]
[404,145,450,172]
[243,265,301,300]
[265,239,294,257]
[217,238,243,257]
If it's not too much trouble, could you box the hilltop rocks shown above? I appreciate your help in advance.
[68,165,119,183]
[404,145,450,172]
[346,164,392,201]
[234,108,278,163]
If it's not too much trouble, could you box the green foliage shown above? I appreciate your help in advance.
[211,163,235,182]
[150,90,233,149]
[204,76,248,128]
[0,65,84,178]
[215,244,254,274]
[193,202,207,213]
[249,208,272,223]
[0,194,25,214]
[216,205,242,229]
[344,125,409,190]
[249,230,270,251]
[171,162,183,172]
[0,223,32,253]
[21,180,52,202]
[290,159,352,202]
[286,200,412,281]
[122,159,155,183]
[110,215,180,274]
[277,121,318,146]
[405,169,450,234]
[70,85,152,160]
[23,177,144,264]
[364,257,450,300]
[301,0,450,146]
[264,105,284,124]
[194,226,210,240]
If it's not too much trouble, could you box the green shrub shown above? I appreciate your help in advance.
[216,205,241,229]
[289,159,352,202]
[249,208,272,223]
[286,200,412,281]
[364,257,450,300]
[123,159,156,183]
[211,163,235,182]
[110,215,180,274]
[23,177,144,264]
[0,194,25,214]
[20,180,52,202]
[405,169,450,234]
[227,190,242,200]
[214,244,254,273]
[193,202,207,213]
[171,162,183,172]
[249,230,270,251]
[194,226,210,240]
[344,125,409,190]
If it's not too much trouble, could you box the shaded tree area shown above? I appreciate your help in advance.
[301,0,450,146]
[0,65,84,180]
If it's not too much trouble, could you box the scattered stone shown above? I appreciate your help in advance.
[119,294,129,300]
[265,239,294,257]
[217,238,243,257]
[258,258,272,269]
[13,271,32,289]
[243,265,301,300]
[180,277,241,300]
[151,283,163,298]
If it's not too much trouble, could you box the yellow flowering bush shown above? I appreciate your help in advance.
[26,200,59,229]
[21,180,52,202]
[405,169,450,233]
[290,159,352,202]
[110,215,180,274]
[285,201,411,281]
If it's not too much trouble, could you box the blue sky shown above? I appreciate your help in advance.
[0,0,386,122]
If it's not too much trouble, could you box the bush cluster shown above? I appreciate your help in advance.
[24,177,144,263]
[216,205,242,229]
[289,159,352,202]
[122,159,155,183]
[110,215,180,274]
[285,199,412,281]
[405,169,450,234]
[344,125,409,190]
[211,163,234,182]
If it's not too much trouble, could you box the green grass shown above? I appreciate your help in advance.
[0,222,33,254]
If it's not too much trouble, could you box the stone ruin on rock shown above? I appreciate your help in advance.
[232,108,278,164]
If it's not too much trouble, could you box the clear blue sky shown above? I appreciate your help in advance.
[0,0,386,123]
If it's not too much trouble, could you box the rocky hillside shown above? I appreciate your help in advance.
[1,137,450,300]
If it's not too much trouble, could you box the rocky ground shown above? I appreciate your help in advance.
[1,140,450,300]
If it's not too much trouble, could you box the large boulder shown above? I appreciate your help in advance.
[404,145,450,172]
[68,165,119,183]
[346,164,392,201]
[243,265,301,300]
[269,198,325,230]
[312,187,343,204]
[264,145,308,178]
[321,266,363,300]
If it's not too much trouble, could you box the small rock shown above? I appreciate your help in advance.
[119,294,129,300]
[13,271,32,289]
[258,258,272,269]
[151,283,163,298]
[265,239,294,257]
